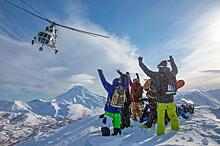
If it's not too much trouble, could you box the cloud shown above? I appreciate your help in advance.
[0,1,143,100]
[166,7,220,91]
[200,70,220,74]
[71,74,95,85]
[44,67,68,74]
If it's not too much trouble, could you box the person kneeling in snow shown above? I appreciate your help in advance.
[98,69,127,136]
[177,103,194,119]
[116,69,131,129]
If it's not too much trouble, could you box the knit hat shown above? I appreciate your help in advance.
[157,60,167,68]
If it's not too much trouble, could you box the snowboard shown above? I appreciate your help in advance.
[176,80,185,89]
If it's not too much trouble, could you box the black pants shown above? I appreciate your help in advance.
[144,109,157,128]
[121,104,130,129]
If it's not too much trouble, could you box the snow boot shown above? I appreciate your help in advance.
[101,127,110,136]
[112,128,122,136]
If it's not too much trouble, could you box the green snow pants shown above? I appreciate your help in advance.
[157,102,179,136]
[105,111,121,128]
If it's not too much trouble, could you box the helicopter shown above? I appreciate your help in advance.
[4,0,109,54]
[32,23,59,54]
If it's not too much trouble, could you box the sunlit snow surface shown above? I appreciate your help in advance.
[18,106,220,146]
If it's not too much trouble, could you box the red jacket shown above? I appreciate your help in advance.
[130,78,143,102]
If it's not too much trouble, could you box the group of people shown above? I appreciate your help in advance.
[97,55,191,136]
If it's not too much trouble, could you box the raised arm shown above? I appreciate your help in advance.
[97,69,111,92]
[116,69,124,76]
[124,76,130,93]
[138,57,157,79]
[129,77,133,85]
[169,56,178,76]
[136,73,140,80]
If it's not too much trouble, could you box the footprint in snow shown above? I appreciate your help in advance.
[181,136,185,140]
[187,137,194,142]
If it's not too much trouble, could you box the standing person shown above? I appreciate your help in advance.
[141,79,157,128]
[130,73,143,122]
[116,69,131,129]
[97,69,127,136]
[138,56,179,136]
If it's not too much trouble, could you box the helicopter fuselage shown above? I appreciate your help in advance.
[32,24,58,54]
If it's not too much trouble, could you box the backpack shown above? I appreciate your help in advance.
[133,84,143,101]
[144,79,156,98]
[109,86,126,108]
[158,71,177,96]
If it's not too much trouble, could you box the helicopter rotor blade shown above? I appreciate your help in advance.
[4,0,109,39]
[55,23,109,39]
[4,0,52,23]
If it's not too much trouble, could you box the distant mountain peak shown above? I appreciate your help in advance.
[55,85,105,109]
[68,85,88,92]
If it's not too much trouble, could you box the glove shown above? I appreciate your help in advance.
[97,69,102,72]
[138,57,143,63]
[136,73,139,79]
[169,55,174,62]
[116,69,120,73]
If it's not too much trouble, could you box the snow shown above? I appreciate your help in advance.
[68,104,90,120]
[177,98,194,105]
[51,101,60,117]
[23,112,41,125]
[55,85,106,109]
[18,105,220,146]
[176,91,220,108]
[2,86,220,145]
[14,100,31,111]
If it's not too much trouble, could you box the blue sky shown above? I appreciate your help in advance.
[0,0,220,101]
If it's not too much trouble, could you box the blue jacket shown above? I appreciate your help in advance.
[98,70,129,113]
[177,106,189,119]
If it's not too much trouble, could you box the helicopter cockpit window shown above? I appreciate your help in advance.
[43,33,48,38]
[45,26,53,33]
[38,32,44,37]
[47,35,51,40]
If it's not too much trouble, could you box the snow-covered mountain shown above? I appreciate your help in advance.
[0,85,106,118]
[1,87,220,146]
[27,85,106,117]
[55,85,106,109]
[0,100,30,112]
[206,89,220,100]
[175,90,220,108]
[0,85,105,145]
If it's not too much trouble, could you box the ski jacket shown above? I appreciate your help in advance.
[98,70,129,113]
[116,70,130,94]
[116,70,131,105]
[130,79,143,102]
[139,59,178,103]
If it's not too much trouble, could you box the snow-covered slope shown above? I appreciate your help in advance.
[0,100,15,111]
[2,87,220,146]
[0,100,30,112]
[206,89,220,101]
[176,90,220,108]
[0,85,106,145]
[27,99,57,117]
[18,106,220,146]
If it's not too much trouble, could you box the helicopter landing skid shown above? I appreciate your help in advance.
[39,47,43,51]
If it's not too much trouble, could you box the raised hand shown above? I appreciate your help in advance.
[169,55,174,62]
[116,69,120,73]
[138,57,143,63]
